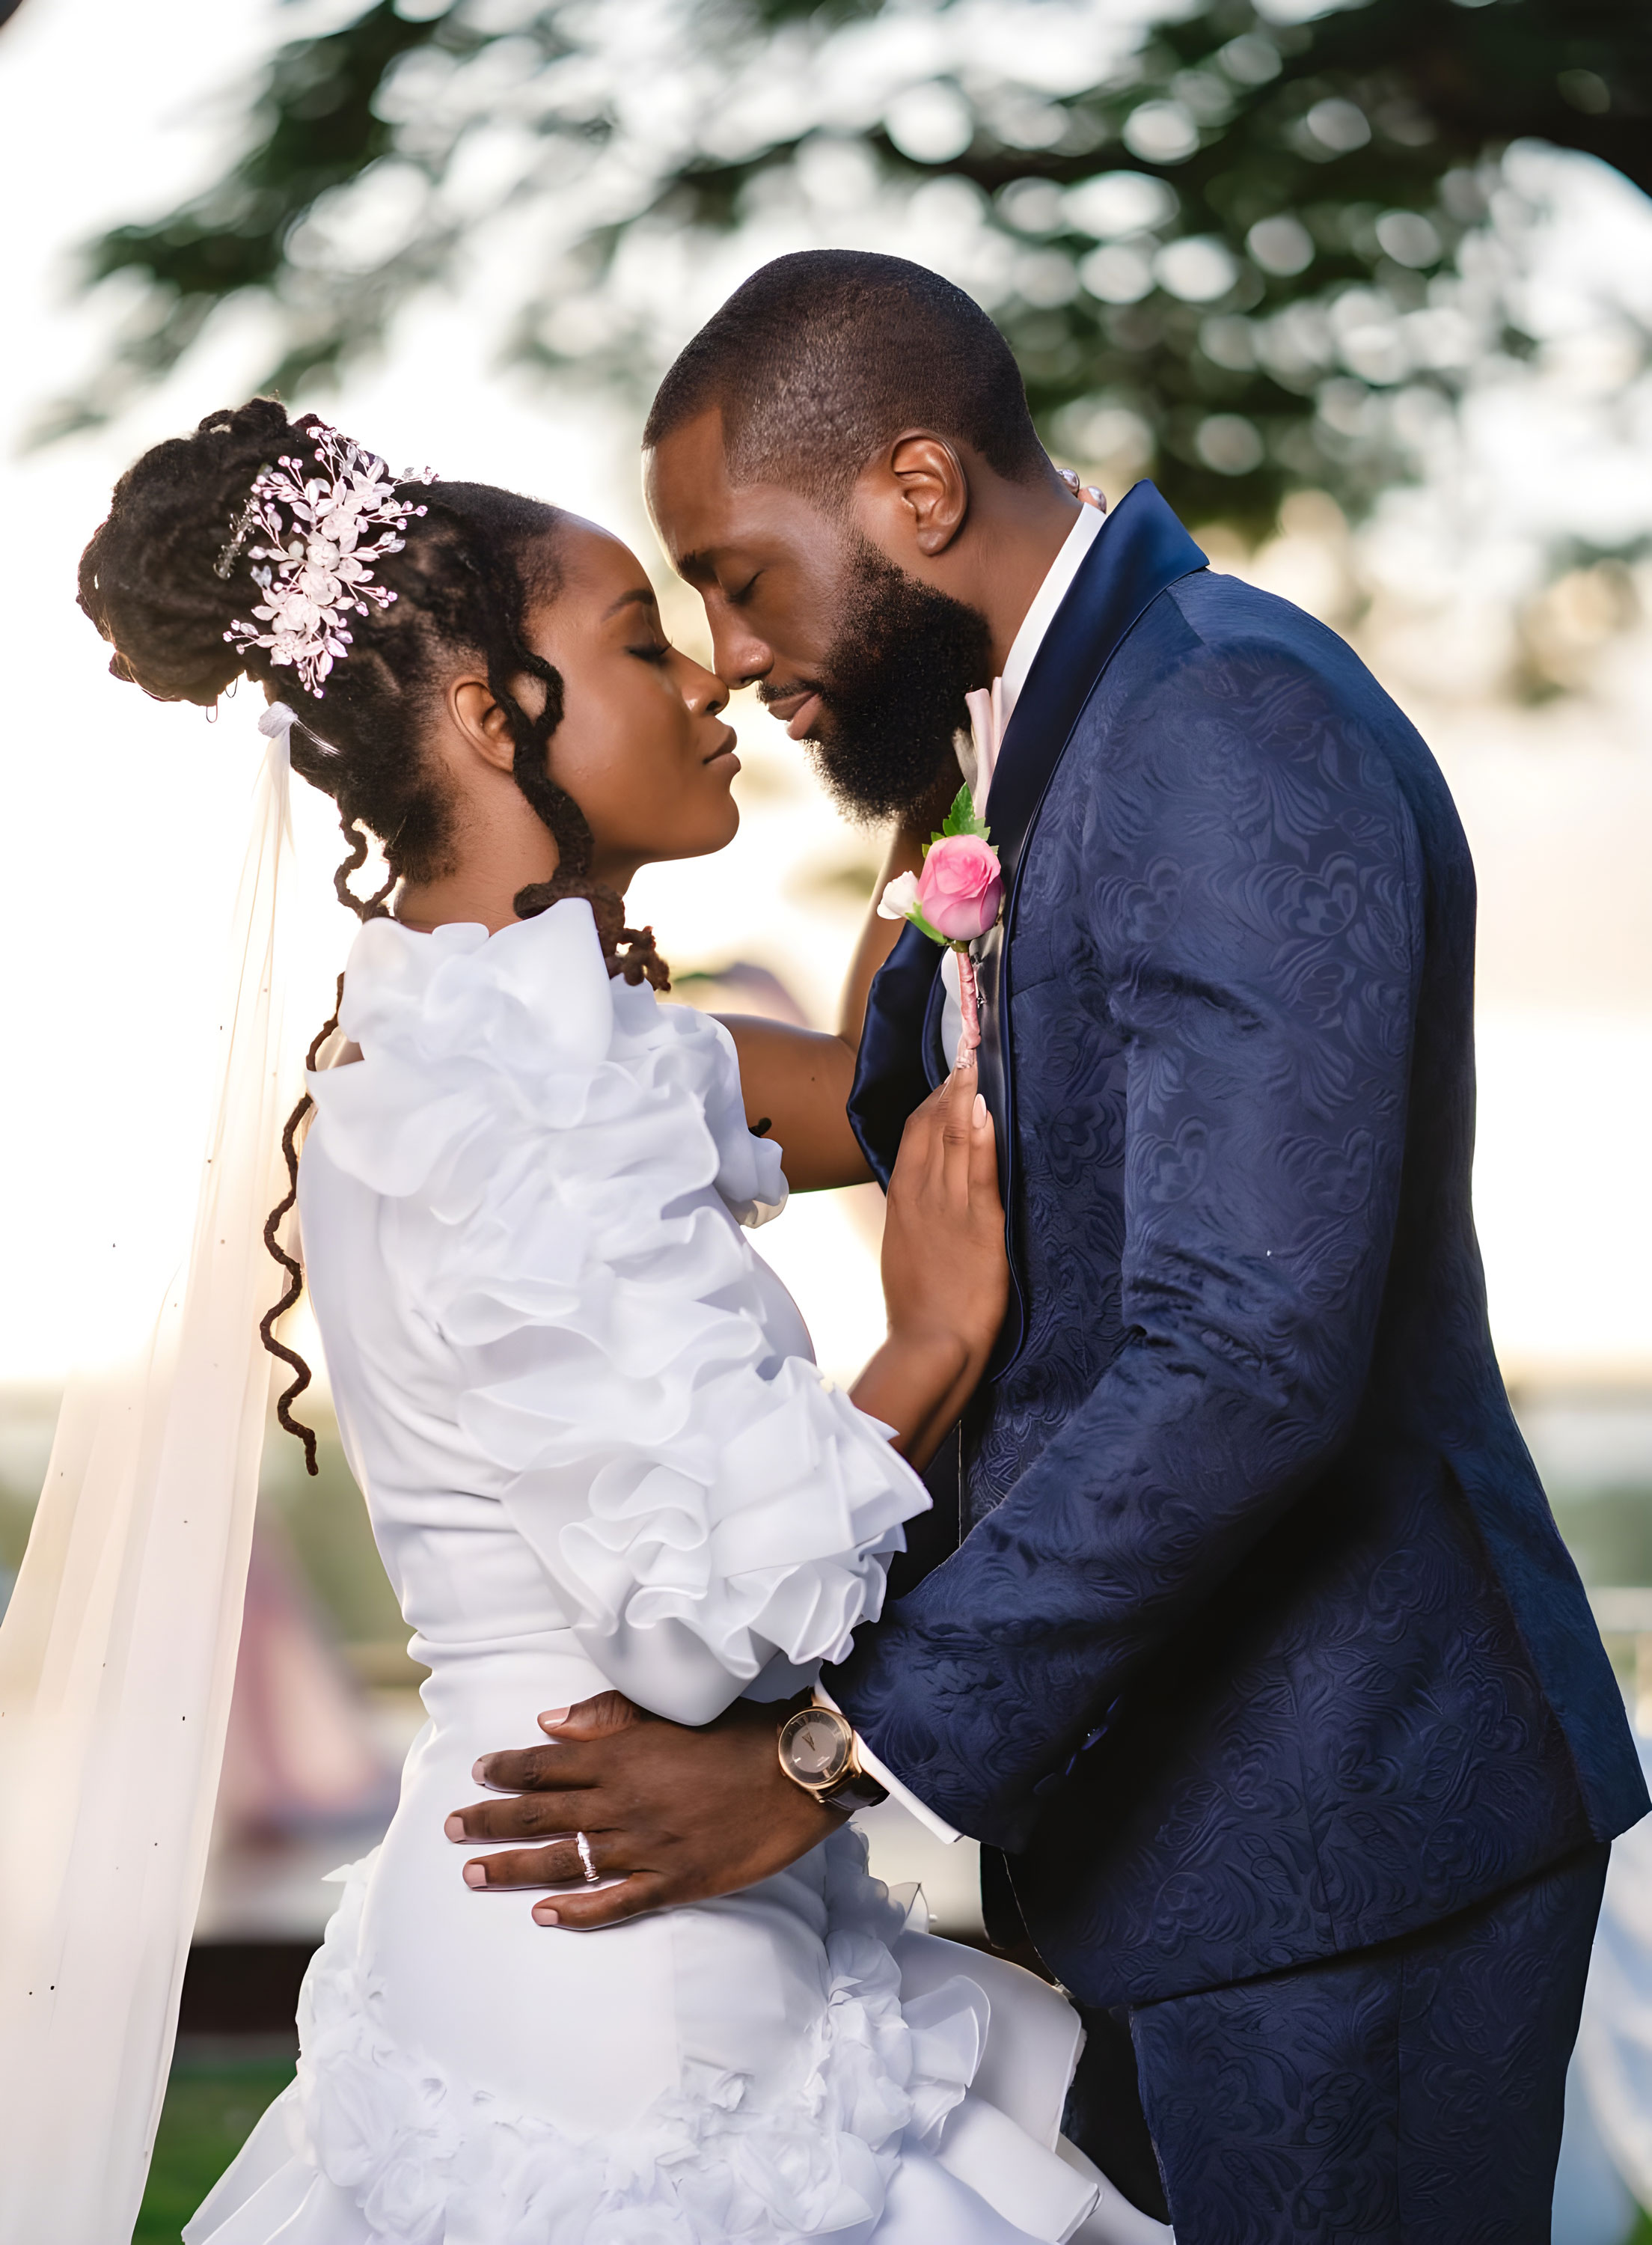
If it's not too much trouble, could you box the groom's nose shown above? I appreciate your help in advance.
[700,599,775,693]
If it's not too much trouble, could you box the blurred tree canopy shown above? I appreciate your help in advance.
[63,0,1652,533]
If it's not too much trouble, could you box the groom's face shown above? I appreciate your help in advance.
[645,411,988,823]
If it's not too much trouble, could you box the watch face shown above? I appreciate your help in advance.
[784,1711,851,1787]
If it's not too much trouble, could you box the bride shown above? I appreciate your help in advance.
[78,400,1124,2245]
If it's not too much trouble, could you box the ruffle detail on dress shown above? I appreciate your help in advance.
[209,1833,1001,2245]
[305,902,929,1726]
[311,903,784,1228]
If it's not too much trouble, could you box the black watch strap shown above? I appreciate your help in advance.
[817,1768,889,1814]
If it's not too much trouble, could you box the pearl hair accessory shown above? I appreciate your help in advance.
[221,426,436,696]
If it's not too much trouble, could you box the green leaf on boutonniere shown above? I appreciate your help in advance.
[905,899,949,945]
[936,783,991,844]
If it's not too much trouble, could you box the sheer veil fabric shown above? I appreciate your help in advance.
[0,708,305,2242]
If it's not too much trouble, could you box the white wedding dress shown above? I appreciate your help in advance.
[184,899,1130,2245]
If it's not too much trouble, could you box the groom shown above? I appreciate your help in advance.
[450,253,1648,2235]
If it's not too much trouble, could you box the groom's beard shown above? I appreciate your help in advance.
[792,541,993,825]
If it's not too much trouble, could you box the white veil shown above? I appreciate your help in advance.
[0,705,309,2241]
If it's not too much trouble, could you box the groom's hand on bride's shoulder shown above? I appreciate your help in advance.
[444,1690,839,1928]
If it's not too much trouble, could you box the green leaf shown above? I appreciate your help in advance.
[937,783,991,843]
[905,901,949,946]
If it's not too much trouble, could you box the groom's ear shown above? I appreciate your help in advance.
[860,432,970,561]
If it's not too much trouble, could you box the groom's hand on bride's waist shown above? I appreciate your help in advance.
[445,1689,840,1927]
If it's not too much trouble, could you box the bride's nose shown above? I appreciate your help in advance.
[684,661,730,719]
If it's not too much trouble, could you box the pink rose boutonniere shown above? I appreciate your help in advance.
[876,784,1003,1062]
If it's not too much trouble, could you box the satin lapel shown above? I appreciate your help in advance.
[847,920,943,1186]
[977,480,1208,1378]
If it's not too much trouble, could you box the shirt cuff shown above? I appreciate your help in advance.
[813,1685,964,1845]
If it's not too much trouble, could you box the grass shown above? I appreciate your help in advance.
[133,2056,294,2243]
[129,2045,1652,2243]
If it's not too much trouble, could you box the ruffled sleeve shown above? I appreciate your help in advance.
[307,900,929,1725]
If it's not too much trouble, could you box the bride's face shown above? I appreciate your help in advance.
[521,521,740,886]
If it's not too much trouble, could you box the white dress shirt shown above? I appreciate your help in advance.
[997,493,1110,739]
[829,497,1111,1847]
[940,497,1108,1074]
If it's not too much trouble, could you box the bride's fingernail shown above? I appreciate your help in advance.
[471,1759,489,1784]
[444,1814,465,1842]
[539,1707,571,1730]
[973,1094,986,1126]
[462,1862,488,1889]
[534,1905,560,1926]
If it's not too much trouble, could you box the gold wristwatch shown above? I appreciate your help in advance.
[777,1703,889,1814]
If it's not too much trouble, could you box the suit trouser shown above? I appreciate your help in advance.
[1065,1841,1609,2242]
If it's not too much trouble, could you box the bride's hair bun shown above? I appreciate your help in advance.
[78,398,317,706]
[77,399,557,902]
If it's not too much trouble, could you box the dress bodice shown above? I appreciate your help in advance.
[298,900,928,1723]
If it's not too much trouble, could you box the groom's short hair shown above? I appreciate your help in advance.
[643,251,1047,500]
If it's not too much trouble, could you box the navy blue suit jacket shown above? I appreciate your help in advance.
[827,483,1647,2009]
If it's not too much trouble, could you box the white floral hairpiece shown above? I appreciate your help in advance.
[221,427,436,697]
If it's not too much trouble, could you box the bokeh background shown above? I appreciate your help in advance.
[0,0,1650,2234]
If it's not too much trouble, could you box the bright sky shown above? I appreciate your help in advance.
[1,0,1650,1393]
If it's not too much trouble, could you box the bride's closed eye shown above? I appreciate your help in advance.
[625,638,672,666]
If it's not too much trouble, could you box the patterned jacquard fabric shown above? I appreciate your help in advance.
[831,484,1648,2012]
[1128,1842,1606,2243]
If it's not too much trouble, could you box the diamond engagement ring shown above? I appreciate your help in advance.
[575,1830,599,1884]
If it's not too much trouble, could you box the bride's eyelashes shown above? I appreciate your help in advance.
[625,638,672,666]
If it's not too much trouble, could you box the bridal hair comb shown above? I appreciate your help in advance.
[221,427,437,696]
[213,496,259,581]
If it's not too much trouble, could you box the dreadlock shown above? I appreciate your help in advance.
[78,397,667,1471]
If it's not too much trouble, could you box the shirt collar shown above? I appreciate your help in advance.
[998,500,1108,730]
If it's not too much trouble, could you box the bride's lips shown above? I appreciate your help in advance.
[703,726,740,772]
